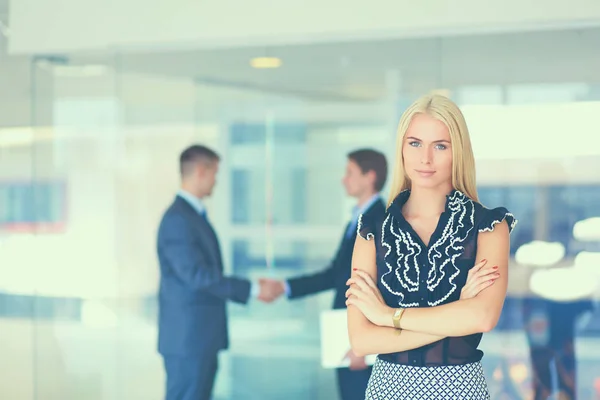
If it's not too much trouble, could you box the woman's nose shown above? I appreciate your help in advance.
[420,149,432,164]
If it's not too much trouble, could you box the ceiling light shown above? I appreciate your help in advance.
[529,267,597,301]
[515,240,565,267]
[250,57,282,69]
[574,251,600,279]
[53,64,108,77]
[573,217,600,241]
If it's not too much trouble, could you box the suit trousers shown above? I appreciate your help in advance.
[163,354,219,400]
[337,365,373,400]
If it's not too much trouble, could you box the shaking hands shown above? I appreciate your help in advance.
[257,278,286,303]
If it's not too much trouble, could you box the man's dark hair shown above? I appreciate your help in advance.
[348,148,388,192]
[179,145,220,177]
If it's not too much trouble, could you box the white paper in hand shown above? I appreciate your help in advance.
[320,309,377,369]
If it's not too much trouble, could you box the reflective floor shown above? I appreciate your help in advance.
[2,294,598,399]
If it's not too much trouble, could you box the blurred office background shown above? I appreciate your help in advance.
[1,0,600,399]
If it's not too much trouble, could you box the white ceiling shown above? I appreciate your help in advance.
[95,27,600,102]
[2,26,600,127]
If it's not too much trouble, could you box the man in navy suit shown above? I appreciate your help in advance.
[157,145,280,400]
[261,149,388,400]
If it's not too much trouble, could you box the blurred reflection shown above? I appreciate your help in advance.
[516,241,566,268]
[1,20,600,399]
[514,175,600,399]
[573,218,600,242]
[523,298,593,400]
[282,149,388,400]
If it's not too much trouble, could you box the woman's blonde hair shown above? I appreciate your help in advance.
[387,93,478,207]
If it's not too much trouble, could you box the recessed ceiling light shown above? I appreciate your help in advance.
[250,57,282,69]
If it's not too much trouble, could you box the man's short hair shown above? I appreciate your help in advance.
[347,149,388,192]
[179,145,220,177]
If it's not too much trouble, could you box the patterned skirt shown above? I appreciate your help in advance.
[365,357,490,400]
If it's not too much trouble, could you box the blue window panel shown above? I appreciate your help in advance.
[229,123,306,146]
[230,124,266,145]
[548,184,600,255]
[232,239,307,274]
[0,293,34,317]
[290,168,307,223]
[231,170,250,224]
[0,181,66,226]
[480,184,600,257]
[0,293,81,320]
[478,185,536,255]
[494,296,525,331]
[274,124,306,144]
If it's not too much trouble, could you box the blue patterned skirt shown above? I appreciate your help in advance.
[365,357,490,399]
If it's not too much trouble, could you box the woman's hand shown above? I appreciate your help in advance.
[346,269,393,327]
[460,259,500,300]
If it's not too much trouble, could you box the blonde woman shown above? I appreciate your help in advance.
[345,94,517,399]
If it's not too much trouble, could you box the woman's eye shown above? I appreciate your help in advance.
[435,143,447,150]
[409,141,421,147]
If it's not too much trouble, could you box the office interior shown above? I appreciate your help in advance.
[1,1,600,398]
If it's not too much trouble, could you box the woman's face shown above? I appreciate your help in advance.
[402,113,453,190]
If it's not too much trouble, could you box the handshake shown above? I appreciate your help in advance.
[256,278,286,303]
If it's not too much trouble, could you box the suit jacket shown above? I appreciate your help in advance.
[287,199,386,309]
[157,195,251,357]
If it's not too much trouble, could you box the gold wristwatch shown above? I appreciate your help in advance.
[392,308,405,329]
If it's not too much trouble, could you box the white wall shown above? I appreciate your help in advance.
[0,67,220,298]
[8,0,600,54]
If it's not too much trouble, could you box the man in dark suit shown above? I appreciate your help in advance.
[261,149,388,400]
[157,145,280,400]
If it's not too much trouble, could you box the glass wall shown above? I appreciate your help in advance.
[1,26,599,399]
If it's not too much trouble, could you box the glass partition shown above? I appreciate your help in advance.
[1,27,599,399]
